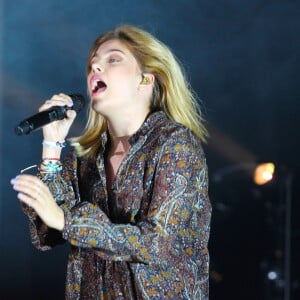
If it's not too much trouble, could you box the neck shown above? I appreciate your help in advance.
[108,135,131,153]
[106,109,150,139]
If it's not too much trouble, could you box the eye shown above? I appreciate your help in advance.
[108,56,121,64]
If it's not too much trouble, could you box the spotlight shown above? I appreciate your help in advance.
[213,161,276,186]
[253,162,275,185]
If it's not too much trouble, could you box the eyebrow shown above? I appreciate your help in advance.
[93,49,126,58]
[105,49,126,55]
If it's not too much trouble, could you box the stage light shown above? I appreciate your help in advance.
[267,270,278,281]
[213,161,276,186]
[253,162,275,185]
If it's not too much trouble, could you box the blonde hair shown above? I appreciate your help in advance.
[72,24,208,157]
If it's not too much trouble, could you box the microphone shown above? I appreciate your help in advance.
[14,94,85,136]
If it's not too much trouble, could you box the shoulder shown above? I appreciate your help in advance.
[153,116,204,154]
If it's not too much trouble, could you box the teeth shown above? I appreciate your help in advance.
[92,80,99,91]
[91,79,100,92]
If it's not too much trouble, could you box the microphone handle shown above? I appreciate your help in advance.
[14,106,69,136]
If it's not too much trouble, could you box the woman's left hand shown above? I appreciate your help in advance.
[10,174,65,231]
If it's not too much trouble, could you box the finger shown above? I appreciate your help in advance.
[11,174,41,185]
[12,181,39,200]
[38,94,73,112]
[66,109,77,120]
[17,192,38,208]
[58,93,72,101]
[11,175,47,196]
[51,94,73,106]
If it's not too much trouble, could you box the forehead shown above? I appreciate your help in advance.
[95,39,131,56]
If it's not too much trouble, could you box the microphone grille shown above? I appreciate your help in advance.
[69,94,85,113]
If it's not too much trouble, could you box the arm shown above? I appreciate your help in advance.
[16,150,79,250]
[11,93,78,250]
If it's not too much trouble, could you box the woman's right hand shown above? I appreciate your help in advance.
[39,93,77,142]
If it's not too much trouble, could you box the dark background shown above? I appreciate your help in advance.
[0,1,299,299]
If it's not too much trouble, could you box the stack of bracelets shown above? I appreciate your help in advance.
[38,140,66,174]
[39,158,62,174]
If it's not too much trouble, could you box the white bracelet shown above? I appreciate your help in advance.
[42,140,66,149]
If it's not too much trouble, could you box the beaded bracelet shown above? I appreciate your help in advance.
[42,140,66,149]
[39,158,62,174]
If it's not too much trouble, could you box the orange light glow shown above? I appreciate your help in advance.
[253,163,275,185]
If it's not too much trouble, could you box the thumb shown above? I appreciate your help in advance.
[67,110,77,119]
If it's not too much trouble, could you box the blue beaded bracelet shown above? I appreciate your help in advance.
[39,159,62,174]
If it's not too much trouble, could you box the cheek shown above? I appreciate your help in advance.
[111,71,140,91]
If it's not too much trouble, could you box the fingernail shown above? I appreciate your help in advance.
[11,183,19,190]
[69,99,74,106]
[68,110,75,117]
[10,176,19,184]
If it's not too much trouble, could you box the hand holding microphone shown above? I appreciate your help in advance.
[11,94,86,230]
[14,93,85,141]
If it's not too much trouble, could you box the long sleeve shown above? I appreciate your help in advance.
[21,111,211,299]
[22,150,80,251]
[61,129,211,266]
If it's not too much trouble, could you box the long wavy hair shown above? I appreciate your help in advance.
[71,24,208,157]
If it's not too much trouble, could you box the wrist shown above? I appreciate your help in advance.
[42,139,65,159]
[42,147,62,159]
[39,158,62,174]
[42,140,66,149]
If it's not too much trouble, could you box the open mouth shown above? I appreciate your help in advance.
[91,79,107,94]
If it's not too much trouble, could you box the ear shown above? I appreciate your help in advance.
[140,73,155,86]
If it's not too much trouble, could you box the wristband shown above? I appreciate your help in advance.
[42,140,66,149]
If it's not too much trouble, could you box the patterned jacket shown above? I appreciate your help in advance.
[24,111,211,299]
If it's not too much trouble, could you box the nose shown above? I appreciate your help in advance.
[91,61,103,73]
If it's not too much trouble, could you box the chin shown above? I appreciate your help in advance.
[91,102,108,117]
[91,103,101,113]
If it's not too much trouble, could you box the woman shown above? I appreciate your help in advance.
[11,24,211,299]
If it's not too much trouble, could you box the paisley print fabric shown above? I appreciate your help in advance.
[24,111,211,299]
